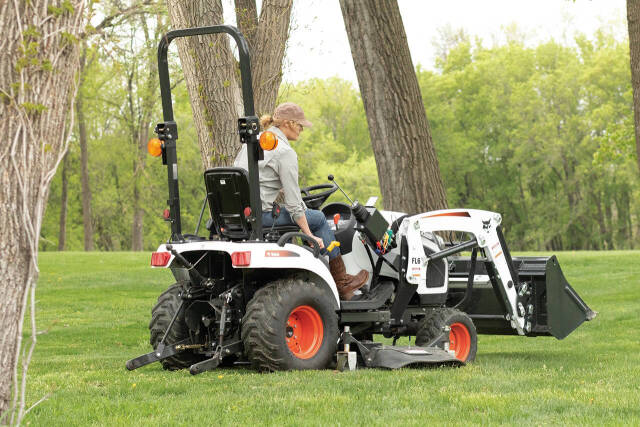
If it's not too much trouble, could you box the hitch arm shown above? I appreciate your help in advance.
[126,298,189,370]
[125,338,191,370]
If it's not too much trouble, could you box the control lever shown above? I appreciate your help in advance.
[327,174,354,204]
[333,213,341,230]
[321,241,341,256]
[266,203,281,239]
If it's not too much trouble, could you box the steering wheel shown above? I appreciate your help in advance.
[300,183,338,209]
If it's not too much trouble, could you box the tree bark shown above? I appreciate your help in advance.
[0,0,85,418]
[339,0,448,213]
[236,0,293,116]
[166,0,292,169]
[627,0,640,173]
[58,152,70,251]
[77,45,94,251]
[166,0,244,169]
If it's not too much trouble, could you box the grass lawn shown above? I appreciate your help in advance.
[19,251,640,425]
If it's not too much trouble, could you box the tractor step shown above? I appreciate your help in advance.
[340,281,394,310]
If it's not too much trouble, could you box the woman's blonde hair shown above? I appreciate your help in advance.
[260,114,282,130]
[260,114,297,130]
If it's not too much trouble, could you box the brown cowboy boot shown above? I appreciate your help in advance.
[329,255,369,300]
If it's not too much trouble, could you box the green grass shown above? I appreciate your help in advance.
[20,251,640,425]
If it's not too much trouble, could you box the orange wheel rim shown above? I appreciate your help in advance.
[449,322,471,361]
[286,305,324,359]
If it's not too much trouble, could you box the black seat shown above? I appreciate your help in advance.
[204,167,299,240]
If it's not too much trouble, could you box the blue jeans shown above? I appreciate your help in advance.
[263,208,340,259]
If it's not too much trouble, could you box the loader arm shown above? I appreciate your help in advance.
[401,209,526,334]
[400,209,596,338]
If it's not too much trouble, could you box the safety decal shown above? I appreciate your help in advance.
[264,250,300,257]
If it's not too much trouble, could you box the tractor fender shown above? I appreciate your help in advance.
[152,241,340,308]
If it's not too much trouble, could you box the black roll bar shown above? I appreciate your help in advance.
[156,25,263,241]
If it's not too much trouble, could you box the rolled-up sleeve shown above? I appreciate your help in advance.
[277,148,307,221]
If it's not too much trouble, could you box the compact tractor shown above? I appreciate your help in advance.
[126,25,596,374]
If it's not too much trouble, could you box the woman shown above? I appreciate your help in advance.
[234,102,368,300]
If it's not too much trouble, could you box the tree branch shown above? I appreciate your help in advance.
[82,0,157,39]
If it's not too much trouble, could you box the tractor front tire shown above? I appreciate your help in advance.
[415,307,478,363]
[149,283,204,370]
[242,277,339,372]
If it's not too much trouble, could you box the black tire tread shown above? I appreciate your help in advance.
[415,307,478,363]
[241,277,338,372]
[149,282,203,370]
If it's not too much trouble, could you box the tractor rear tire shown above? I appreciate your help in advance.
[242,277,339,372]
[415,307,477,363]
[149,283,204,370]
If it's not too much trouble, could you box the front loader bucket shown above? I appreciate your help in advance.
[448,256,596,339]
[534,256,597,339]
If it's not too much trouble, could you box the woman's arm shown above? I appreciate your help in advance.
[277,149,323,248]
[294,215,324,249]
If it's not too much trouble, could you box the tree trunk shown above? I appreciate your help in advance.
[77,45,94,251]
[339,0,448,213]
[58,152,70,251]
[131,16,162,251]
[131,123,151,251]
[628,0,640,174]
[0,0,85,418]
[166,0,244,169]
[236,0,293,116]
[166,0,292,169]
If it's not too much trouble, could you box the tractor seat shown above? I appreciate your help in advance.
[204,167,299,240]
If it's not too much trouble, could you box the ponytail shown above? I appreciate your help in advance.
[260,114,274,130]
[260,114,286,130]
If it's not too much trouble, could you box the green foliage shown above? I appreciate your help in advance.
[40,24,639,252]
[60,31,78,47]
[21,102,48,114]
[48,0,74,17]
[419,31,639,250]
[20,251,640,424]
[282,78,381,204]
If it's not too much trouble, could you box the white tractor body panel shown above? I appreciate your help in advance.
[152,241,340,306]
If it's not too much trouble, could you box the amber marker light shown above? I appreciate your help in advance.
[147,138,163,157]
[259,131,278,151]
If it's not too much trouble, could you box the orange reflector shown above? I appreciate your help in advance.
[147,138,163,157]
[259,131,278,151]
[163,209,170,219]
[151,252,171,267]
[243,206,252,218]
[231,251,251,267]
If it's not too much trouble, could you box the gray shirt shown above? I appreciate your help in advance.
[233,126,307,221]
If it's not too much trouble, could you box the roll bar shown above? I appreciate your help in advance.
[156,25,263,241]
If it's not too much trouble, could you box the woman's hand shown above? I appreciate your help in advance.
[311,235,324,249]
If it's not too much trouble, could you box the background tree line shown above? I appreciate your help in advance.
[39,21,638,252]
